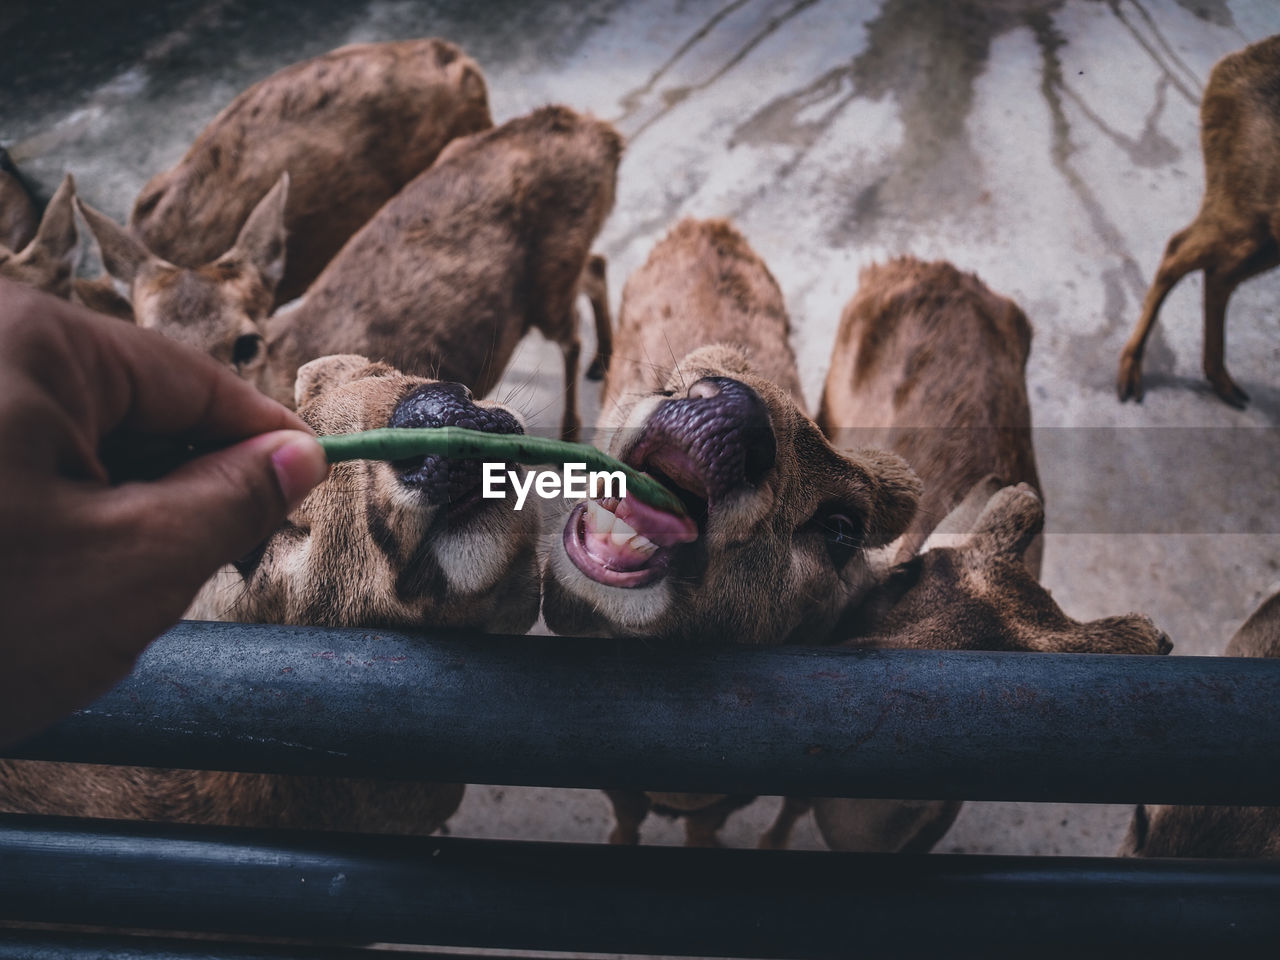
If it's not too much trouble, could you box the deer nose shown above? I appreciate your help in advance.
[389,382,522,503]
[628,377,776,503]
[684,377,776,486]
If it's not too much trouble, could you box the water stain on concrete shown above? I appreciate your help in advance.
[1063,74,1181,169]
[613,0,823,141]
[727,0,1193,374]
[1174,0,1235,30]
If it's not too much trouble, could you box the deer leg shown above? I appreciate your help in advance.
[605,789,650,845]
[1201,237,1279,409]
[1118,225,1204,402]
[682,804,735,847]
[1202,267,1250,408]
[581,254,613,381]
[560,335,582,442]
[759,796,812,849]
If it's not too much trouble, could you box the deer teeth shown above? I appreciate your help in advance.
[611,514,639,541]
[586,499,615,536]
[628,534,659,555]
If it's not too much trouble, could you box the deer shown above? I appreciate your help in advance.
[130,38,493,307]
[540,218,923,845]
[1117,33,1280,409]
[0,166,132,318]
[0,172,78,300]
[819,256,1042,574]
[79,105,621,440]
[761,257,1170,853]
[0,353,543,836]
[1121,586,1280,859]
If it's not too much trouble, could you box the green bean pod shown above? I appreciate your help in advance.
[318,427,687,516]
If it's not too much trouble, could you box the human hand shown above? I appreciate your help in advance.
[0,280,328,744]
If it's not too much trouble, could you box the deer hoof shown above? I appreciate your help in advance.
[1209,373,1249,409]
[1116,354,1144,403]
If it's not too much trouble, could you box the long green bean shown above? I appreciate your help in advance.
[318,427,686,516]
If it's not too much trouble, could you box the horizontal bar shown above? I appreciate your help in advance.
[0,928,391,959]
[8,621,1280,804]
[2,816,1279,957]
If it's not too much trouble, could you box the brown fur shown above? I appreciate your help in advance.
[71,274,136,320]
[1122,588,1280,858]
[818,256,1041,572]
[790,258,1164,854]
[192,355,543,633]
[131,38,492,305]
[0,357,541,837]
[840,483,1169,656]
[0,174,78,299]
[542,219,921,846]
[1117,33,1280,408]
[89,107,619,440]
[260,106,621,440]
[600,218,805,403]
[793,482,1171,854]
[545,219,919,645]
[78,176,288,375]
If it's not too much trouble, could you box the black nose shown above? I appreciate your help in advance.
[632,377,776,503]
[684,377,776,487]
[389,382,523,504]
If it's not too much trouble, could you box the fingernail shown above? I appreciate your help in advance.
[267,431,329,511]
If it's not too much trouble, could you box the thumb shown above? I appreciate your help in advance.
[129,429,329,574]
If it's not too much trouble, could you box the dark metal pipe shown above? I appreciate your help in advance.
[1,816,1279,958]
[8,621,1280,804]
[0,929,391,959]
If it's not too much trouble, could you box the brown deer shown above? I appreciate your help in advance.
[80,106,620,440]
[1117,33,1280,409]
[130,38,493,306]
[818,256,1042,574]
[541,218,922,845]
[1121,587,1280,858]
[0,173,78,300]
[0,354,543,836]
[763,258,1168,853]
[77,176,288,377]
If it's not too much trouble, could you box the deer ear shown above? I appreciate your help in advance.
[931,475,1007,539]
[230,172,288,291]
[854,448,923,548]
[30,174,79,265]
[969,483,1044,560]
[76,195,155,287]
[294,353,384,409]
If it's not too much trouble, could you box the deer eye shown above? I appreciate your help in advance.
[232,333,264,368]
[823,513,862,568]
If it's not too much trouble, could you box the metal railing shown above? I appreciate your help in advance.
[2,620,1279,957]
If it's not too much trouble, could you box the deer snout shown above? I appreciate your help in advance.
[630,377,776,506]
[389,382,523,505]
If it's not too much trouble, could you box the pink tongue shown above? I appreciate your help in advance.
[613,495,698,546]
[580,497,698,574]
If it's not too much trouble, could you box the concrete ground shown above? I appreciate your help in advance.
[4,0,1279,857]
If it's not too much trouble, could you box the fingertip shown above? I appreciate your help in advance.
[257,430,329,512]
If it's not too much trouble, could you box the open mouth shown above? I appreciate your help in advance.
[562,376,776,589]
[562,445,706,588]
